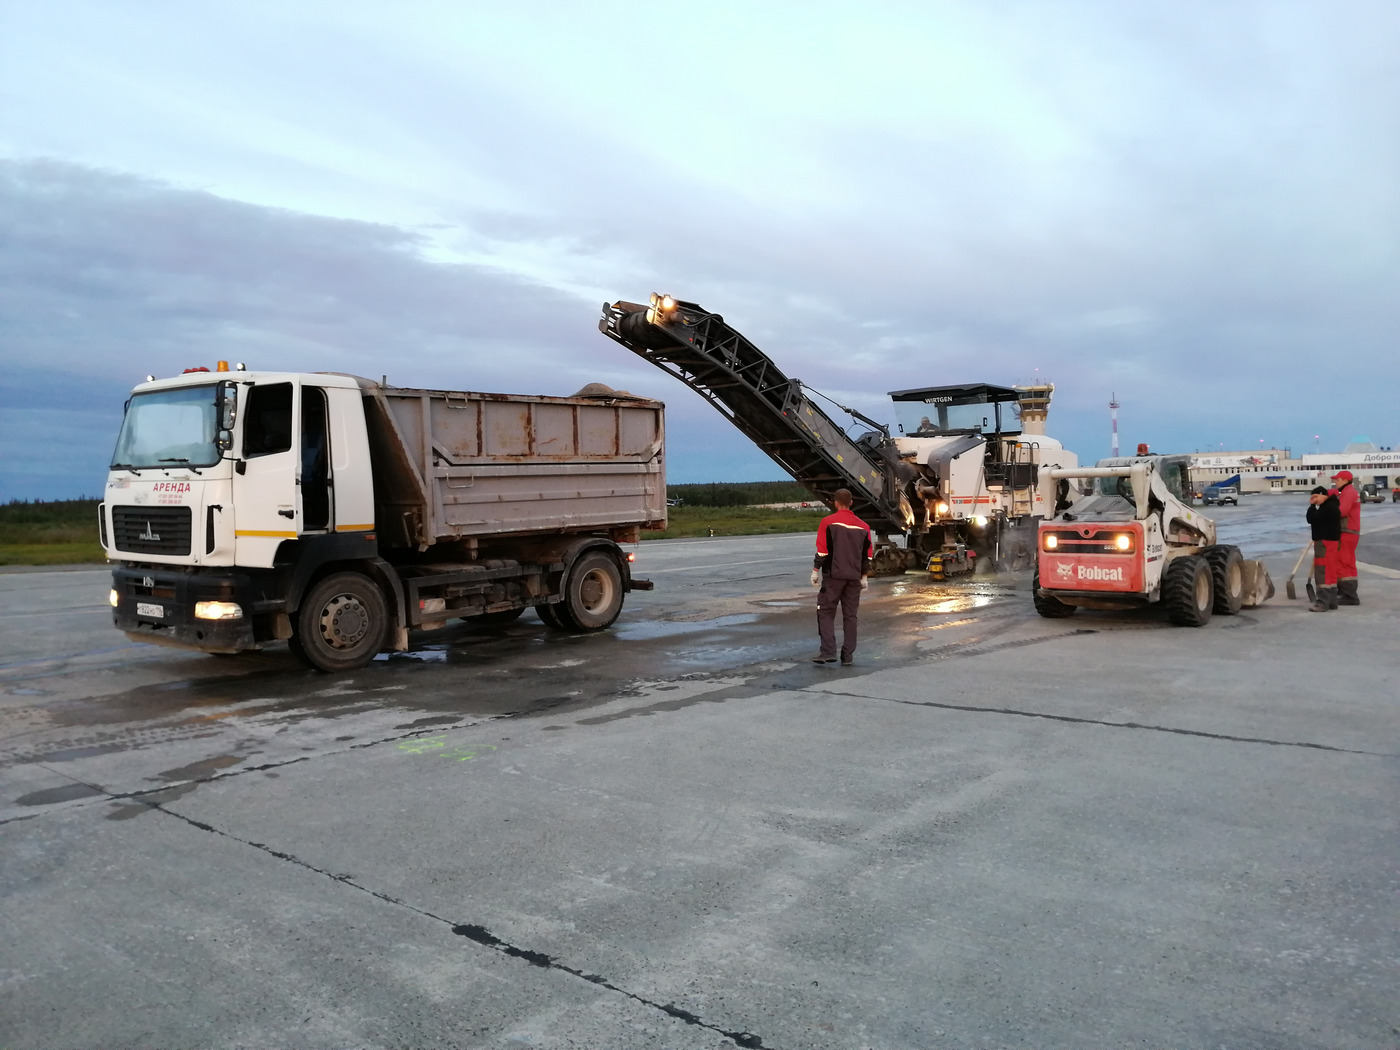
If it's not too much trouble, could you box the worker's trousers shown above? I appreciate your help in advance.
[1338,530,1360,604]
[1338,530,1359,580]
[817,576,862,660]
[1313,539,1339,586]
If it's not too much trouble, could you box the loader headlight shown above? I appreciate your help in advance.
[1113,534,1134,552]
[195,600,243,620]
[1043,534,1058,550]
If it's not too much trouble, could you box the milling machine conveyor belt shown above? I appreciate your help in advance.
[599,298,909,535]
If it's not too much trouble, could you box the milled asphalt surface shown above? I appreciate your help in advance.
[2,498,1398,1050]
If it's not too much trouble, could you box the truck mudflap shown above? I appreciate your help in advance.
[111,565,262,653]
[629,578,654,591]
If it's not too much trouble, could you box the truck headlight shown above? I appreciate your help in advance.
[110,589,119,607]
[935,502,949,515]
[195,600,243,620]
[970,515,988,527]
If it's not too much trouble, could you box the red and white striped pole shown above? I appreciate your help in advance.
[1110,392,1119,458]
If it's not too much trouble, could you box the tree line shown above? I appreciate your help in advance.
[665,481,811,507]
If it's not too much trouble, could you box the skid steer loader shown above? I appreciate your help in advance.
[1032,454,1273,625]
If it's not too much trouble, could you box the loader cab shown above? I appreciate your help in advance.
[1092,454,1194,505]
[889,383,1022,439]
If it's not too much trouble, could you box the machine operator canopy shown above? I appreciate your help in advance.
[888,383,1022,438]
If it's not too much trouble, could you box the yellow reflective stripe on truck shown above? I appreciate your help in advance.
[234,529,297,538]
[335,523,375,532]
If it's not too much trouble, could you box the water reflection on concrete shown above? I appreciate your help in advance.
[613,613,761,641]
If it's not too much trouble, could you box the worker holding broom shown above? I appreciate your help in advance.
[1306,486,1340,612]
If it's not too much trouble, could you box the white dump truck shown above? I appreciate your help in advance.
[101,365,665,671]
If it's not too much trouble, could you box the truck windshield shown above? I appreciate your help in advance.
[111,385,221,469]
[895,400,998,435]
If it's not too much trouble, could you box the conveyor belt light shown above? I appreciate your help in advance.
[1043,534,1058,550]
[110,588,119,607]
[195,600,243,620]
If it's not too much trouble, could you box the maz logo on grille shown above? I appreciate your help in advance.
[112,506,192,555]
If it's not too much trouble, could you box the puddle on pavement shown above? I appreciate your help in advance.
[154,754,244,782]
[613,613,761,641]
[374,647,448,663]
[16,782,105,806]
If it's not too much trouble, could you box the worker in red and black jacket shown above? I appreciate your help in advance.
[1329,469,1362,605]
[1306,486,1340,612]
[811,488,874,665]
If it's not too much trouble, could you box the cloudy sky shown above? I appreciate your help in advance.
[2,1,1396,500]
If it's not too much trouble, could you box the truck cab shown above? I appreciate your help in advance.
[103,368,378,654]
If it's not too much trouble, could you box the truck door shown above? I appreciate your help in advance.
[233,381,300,566]
[300,386,333,532]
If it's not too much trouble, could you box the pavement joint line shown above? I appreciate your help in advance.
[125,801,773,1049]
[916,625,1095,663]
[0,715,510,826]
[818,688,1395,757]
[1,685,669,827]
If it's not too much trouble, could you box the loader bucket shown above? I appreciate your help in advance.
[1240,560,1275,608]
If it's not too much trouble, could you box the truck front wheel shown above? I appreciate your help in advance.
[560,552,624,631]
[291,571,389,672]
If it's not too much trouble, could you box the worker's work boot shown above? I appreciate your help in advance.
[1309,586,1335,612]
[1337,579,1360,605]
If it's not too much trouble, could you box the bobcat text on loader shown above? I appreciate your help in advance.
[1033,453,1274,625]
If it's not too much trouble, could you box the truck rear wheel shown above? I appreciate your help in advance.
[1202,544,1244,615]
[560,551,624,631]
[1163,555,1213,627]
[291,571,388,672]
[536,602,568,629]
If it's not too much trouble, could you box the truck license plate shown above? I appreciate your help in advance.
[136,602,164,618]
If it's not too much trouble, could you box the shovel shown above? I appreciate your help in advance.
[1284,541,1313,601]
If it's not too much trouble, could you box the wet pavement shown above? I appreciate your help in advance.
[2,498,1398,1049]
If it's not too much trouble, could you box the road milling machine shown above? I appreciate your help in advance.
[1033,453,1274,624]
[600,294,1080,576]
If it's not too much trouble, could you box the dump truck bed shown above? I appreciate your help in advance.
[357,380,666,549]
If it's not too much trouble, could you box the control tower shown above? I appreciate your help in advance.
[1014,381,1054,437]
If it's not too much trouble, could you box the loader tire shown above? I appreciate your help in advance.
[1033,583,1077,618]
[1202,544,1244,615]
[1163,555,1213,627]
[291,571,389,672]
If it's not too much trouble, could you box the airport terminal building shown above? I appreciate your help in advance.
[1189,442,1399,495]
